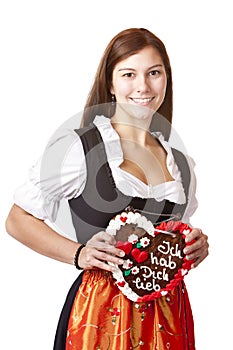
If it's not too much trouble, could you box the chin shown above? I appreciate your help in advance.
[118,103,155,122]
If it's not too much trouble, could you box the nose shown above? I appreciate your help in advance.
[135,74,150,93]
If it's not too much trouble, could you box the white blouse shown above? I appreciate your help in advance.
[14,115,198,225]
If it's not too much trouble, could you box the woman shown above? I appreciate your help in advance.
[6,28,209,349]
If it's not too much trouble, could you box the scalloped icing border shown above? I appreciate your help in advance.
[106,210,195,302]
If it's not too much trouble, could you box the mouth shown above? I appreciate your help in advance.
[130,97,154,105]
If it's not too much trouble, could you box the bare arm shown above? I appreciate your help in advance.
[5,204,79,265]
[5,204,124,271]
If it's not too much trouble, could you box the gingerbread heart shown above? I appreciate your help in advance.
[106,210,195,302]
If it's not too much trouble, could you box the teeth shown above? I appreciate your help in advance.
[132,98,153,103]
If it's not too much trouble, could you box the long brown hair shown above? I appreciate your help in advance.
[81,28,173,139]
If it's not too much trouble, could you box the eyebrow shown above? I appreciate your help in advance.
[118,64,164,72]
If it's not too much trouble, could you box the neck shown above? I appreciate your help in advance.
[111,105,154,146]
[111,121,151,146]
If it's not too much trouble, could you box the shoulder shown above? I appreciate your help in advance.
[13,127,88,221]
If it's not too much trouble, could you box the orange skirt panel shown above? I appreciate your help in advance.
[66,270,195,350]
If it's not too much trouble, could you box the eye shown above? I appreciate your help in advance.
[149,70,160,76]
[122,72,135,78]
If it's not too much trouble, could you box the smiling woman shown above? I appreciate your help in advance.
[5,28,209,350]
[111,46,167,112]
[82,28,173,139]
[110,46,167,124]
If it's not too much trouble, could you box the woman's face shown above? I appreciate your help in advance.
[111,45,167,120]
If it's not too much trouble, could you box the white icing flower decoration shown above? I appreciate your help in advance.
[140,237,150,247]
[122,259,133,269]
[128,234,138,244]
[131,266,140,275]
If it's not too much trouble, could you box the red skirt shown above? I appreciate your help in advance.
[65,269,195,350]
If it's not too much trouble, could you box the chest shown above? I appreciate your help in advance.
[120,141,174,186]
[68,125,190,243]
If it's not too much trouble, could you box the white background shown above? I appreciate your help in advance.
[0,0,232,349]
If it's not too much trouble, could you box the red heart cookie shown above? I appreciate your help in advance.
[131,248,148,263]
[106,210,194,302]
[116,241,132,255]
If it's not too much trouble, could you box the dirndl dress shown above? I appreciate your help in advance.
[53,124,195,350]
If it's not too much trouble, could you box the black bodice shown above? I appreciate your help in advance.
[68,124,190,244]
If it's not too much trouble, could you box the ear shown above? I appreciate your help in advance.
[110,85,115,95]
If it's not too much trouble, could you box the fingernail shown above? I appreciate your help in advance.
[118,259,124,264]
[119,251,125,257]
[183,248,188,254]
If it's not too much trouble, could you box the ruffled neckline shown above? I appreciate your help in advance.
[93,115,186,204]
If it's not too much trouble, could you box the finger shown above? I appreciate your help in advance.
[80,246,124,271]
[100,231,117,245]
[191,257,203,268]
[96,261,117,273]
[184,240,202,255]
[87,231,126,257]
[83,256,116,273]
[185,228,202,243]
[87,240,125,258]
[184,233,208,255]
[87,231,125,257]
[94,249,124,266]
[190,249,209,268]
[185,243,209,266]
[88,231,116,245]
[185,249,202,262]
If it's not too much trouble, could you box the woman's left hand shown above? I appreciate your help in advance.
[183,228,209,268]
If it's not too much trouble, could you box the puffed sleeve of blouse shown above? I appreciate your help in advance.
[181,155,198,223]
[13,128,86,222]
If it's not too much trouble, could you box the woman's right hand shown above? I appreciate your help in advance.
[78,231,125,272]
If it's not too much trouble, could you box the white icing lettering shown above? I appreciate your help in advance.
[158,241,170,254]
[150,253,177,269]
[158,241,182,259]
[132,266,169,291]
[131,239,183,293]
[157,271,162,280]
[133,277,161,292]
[140,266,169,281]
[150,254,159,265]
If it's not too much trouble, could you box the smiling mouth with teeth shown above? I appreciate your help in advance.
[130,97,154,104]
